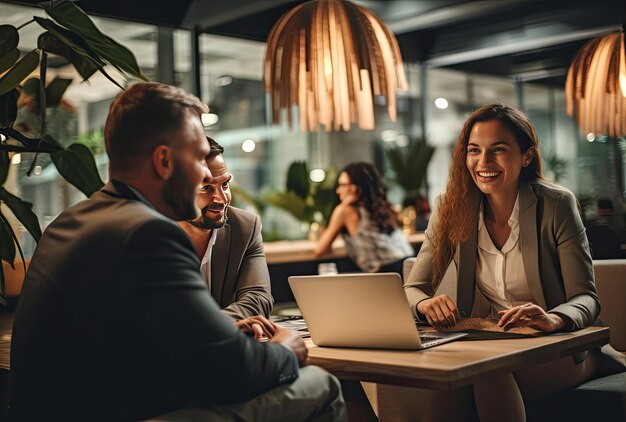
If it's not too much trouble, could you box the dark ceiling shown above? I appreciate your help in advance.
[5,0,625,86]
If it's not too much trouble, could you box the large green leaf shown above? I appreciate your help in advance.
[33,17,104,67]
[0,127,63,153]
[0,49,39,96]
[0,187,41,241]
[42,0,147,80]
[45,77,72,107]
[0,151,9,186]
[0,25,18,56]
[0,48,20,75]
[0,89,19,127]
[34,20,124,90]
[38,32,100,81]
[51,142,104,197]
[0,217,16,269]
[21,76,73,108]
[0,208,27,280]
[21,77,39,99]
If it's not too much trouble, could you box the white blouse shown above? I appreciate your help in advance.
[475,195,536,312]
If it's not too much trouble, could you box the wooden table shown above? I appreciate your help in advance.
[306,327,609,390]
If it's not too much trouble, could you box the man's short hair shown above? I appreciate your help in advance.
[104,82,208,173]
[207,136,224,159]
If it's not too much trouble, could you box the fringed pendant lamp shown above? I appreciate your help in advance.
[565,30,626,138]
[264,0,408,132]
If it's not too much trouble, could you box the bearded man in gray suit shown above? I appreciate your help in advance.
[178,137,272,321]
[10,82,346,422]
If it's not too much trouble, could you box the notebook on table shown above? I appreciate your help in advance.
[288,273,467,350]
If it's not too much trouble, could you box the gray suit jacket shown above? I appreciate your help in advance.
[405,179,600,331]
[11,181,297,421]
[212,207,273,320]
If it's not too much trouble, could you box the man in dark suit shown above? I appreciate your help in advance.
[10,82,346,421]
[179,137,272,320]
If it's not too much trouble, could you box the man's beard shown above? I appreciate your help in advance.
[188,204,229,229]
[163,163,199,221]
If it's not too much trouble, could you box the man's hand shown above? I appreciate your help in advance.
[269,325,308,366]
[416,295,461,328]
[234,316,277,340]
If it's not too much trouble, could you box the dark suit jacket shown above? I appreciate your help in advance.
[211,207,273,320]
[10,181,298,422]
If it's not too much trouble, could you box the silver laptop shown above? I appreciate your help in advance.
[288,273,467,350]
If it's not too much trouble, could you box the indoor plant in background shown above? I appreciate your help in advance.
[261,161,339,239]
[0,0,146,300]
[385,140,435,231]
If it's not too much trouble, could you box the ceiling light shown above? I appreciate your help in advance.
[434,97,449,109]
[586,133,596,142]
[33,165,42,176]
[11,153,21,164]
[381,129,398,142]
[264,0,407,132]
[566,31,626,138]
[242,139,256,153]
[309,168,326,183]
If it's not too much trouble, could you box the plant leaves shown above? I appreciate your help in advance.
[0,151,9,186]
[0,49,40,97]
[386,141,434,201]
[51,142,104,197]
[0,88,19,127]
[286,161,310,199]
[0,48,20,75]
[261,191,310,222]
[0,217,16,269]
[0,127,63,153]
[21,77,39,100]
[0,207,27,283]
[46,77,72,107]
[0,187,42,242]
[34,17,105,68]
[0,25,18,56]
[41,0,147,80]
[38,31,100,81]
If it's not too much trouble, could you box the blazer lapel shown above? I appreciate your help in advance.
[457,216,478,316]
[211,222,231,304]
[519,182,547,309]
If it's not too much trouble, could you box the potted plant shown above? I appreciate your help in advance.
[261,161,339,238]
[0,0,147,301]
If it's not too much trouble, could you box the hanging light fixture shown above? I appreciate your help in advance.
[565,30,626,138]
[264,0,408,132]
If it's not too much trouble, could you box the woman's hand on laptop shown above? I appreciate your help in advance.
[235,316,277,340]
[270,325,308,366]
[417,295,461,328]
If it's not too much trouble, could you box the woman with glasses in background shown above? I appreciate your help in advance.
[314,162,413,274]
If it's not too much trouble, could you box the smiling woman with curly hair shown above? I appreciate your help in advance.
[314,162,413,273]
[404,103,625,421]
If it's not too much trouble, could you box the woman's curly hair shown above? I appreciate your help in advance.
[341,162,398,234]
[431,104,544,287]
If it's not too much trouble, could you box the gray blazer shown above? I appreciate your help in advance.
[212,207,273,320]
[405,179,600,331]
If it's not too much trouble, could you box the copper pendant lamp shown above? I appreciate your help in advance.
[264,0,408,132]
[565,30,626,138]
